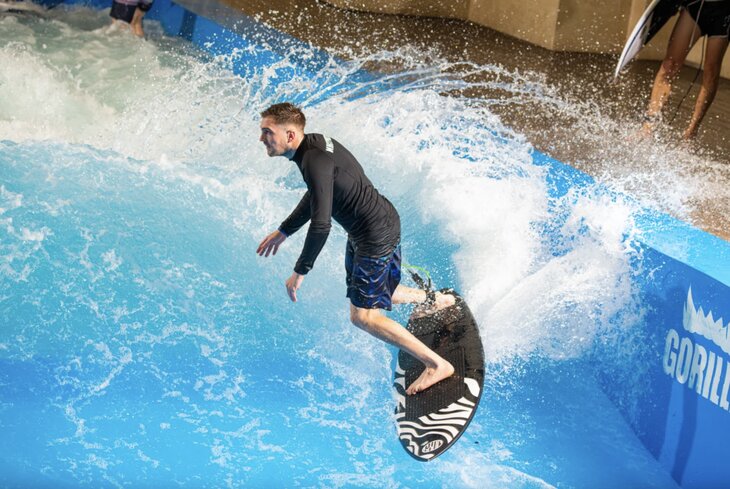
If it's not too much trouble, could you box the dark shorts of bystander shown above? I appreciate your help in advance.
[345,240,401,311]
[685,0,730,38]
[110,1,152,23]
[109,1,136,23]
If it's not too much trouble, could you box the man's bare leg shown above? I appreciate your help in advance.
[350,304,454,395]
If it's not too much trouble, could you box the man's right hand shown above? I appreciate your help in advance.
[256,230,287,257]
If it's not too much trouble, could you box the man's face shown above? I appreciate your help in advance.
[259,117,292,157]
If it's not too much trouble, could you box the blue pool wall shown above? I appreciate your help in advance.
[33,0,730,487]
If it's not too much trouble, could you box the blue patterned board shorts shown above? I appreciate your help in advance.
[345,240,401,311]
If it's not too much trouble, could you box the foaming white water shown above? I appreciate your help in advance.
[499,67,730,235]
[439,446,556,489]
[0,6,647,368]
[484,192,642,362]
[1,9,247,165]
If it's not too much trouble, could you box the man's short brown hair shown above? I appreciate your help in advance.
[260,103,306,129]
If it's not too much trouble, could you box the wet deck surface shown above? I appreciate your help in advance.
[220,0,730,240]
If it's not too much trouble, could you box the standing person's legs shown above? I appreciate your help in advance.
[683,36,729,139]
[643,9,703,133]
[130,3,153,38]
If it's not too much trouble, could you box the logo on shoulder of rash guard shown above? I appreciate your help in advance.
[324,136,334,153]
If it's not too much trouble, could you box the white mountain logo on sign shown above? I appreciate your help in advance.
[683,287,730,354]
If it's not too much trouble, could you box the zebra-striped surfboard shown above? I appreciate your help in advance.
[393,291,484,461]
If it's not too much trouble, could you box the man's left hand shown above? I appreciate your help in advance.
[286,272,304,302]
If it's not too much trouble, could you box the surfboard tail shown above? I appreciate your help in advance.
[394,293,485,461]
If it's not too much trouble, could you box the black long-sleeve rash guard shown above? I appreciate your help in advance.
[278,134,401,275]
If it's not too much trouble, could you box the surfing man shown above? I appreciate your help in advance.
[642,0,730,140]
[110,0,153,37]
[256,103,455,395]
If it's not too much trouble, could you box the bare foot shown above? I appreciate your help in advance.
[412,291,456,318]
[406,360,455,395]
[629,121,654,142]
[682,127,698,141]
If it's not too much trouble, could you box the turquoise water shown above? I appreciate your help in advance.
[1,7,681,488]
